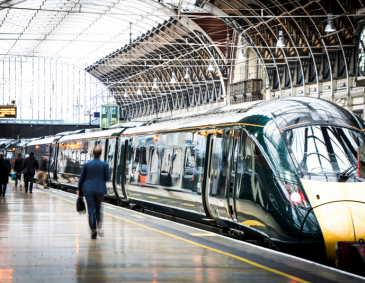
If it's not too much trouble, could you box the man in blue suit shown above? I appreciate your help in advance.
[77,145,110,239]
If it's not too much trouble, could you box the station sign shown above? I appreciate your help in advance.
[0,105,17,118]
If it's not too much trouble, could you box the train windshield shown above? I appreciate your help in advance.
[285,126,364,179]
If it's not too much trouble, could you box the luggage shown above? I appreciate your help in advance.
[76,196,86,214]
[10,172,16,181]
[20,174,24,186]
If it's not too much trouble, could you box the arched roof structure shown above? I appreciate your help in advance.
[86,16,233,118]
[1,0,364,120]
[198,0,361,96]
[0,0,172,66]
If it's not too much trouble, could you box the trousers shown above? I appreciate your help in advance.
[84,193,104,231]
[15,171,22,186]
[37,172,47,188]
[24,174,35,192]
[0,183,7,195]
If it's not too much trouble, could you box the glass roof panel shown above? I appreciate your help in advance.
[0,0,173,67]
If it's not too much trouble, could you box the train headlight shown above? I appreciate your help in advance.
[290,192,304,204]
[278,180,309,208]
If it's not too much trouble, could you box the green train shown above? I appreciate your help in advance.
[24,97,365,264]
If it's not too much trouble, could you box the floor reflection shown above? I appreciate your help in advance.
[76,240,107,283]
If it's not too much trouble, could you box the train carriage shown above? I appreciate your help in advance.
[6,140,30,166]
[112,97,365,265]
[25,137,63,183]
[21,97,364,265]
[55,129,124,198]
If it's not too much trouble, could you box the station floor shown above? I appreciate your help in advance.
[0,182,364,283]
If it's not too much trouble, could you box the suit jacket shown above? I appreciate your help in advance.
[14,158,23,172]
[0,159,11,184]
[22,156,39,175]
[78,158,110,195]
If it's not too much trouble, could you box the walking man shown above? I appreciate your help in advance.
[0,154,11,196]
[22,152,39,193]
[37,155,49,189]
[77,146,109,239]
[14,153,23,187]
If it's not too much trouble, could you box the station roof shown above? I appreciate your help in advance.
[0,0,173,67]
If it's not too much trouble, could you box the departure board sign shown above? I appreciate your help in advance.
[0,106,17,118]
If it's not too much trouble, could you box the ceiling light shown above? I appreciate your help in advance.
[153,78,158,89]
[325,13,335,32]
[208,58,215,72]
[124,89,128,98]
[184,68,190,80]
[276,30,285,47]
[137,84,142,95]
[170,72,176,83]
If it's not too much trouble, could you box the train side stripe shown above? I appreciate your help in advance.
[120,123,266,136]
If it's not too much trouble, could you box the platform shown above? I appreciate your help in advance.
[0,182,364,283]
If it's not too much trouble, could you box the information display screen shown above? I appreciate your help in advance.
[0,106,17,118]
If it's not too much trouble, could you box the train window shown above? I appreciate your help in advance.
[286,126,364,175]
[72,150,77,163]
[184,147,195,177]
[98,139,106,161]
[149,148,159,173]
[245,134,261,159]
[232,135,239,173]
[161,148,170,175]
[80,151,86,166]
[75,150,80,167]
[171,148,182,176]
[107,139,116,164]
[87,141,94,161]
[141,147,147,166]
[209,133,229,198]
[133,148,140,164]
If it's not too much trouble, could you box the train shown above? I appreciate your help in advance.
[12,97,365,265]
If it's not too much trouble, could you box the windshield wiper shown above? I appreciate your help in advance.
[339,164,357,179]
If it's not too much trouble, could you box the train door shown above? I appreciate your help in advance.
[228,129,241,221]
[203,130,232,219]
[50,142,57,181]
[148,144,160,184]
[120,139,129,200]
[114,137,129,201]
[235,130,269,234]
[105,138,117,197]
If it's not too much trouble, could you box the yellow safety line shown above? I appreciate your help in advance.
[180,203,196,207]
[40,189,310,283]
[131,214,146,218]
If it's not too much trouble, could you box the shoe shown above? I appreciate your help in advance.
[43,187,48,189]
[30,191,32,194]
[91,232,97,239]
[97,229,104,237]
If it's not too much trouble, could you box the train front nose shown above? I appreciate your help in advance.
[300,179,365,264]
[311,201,365,262]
